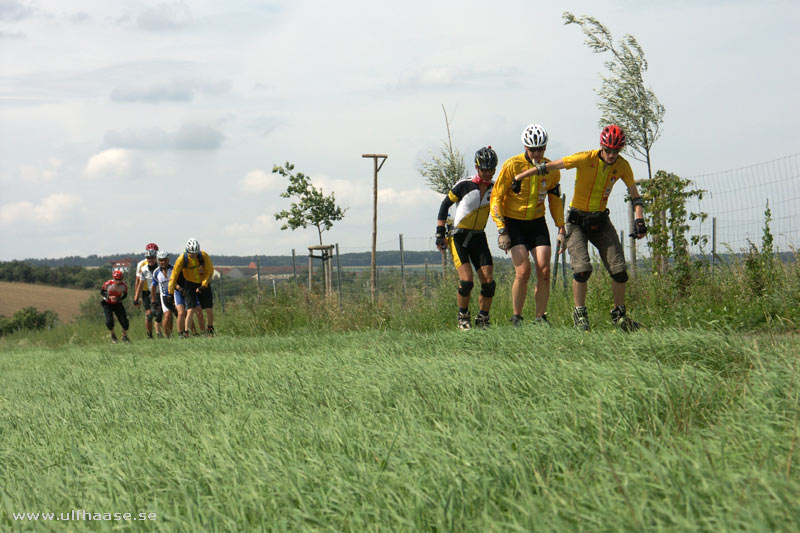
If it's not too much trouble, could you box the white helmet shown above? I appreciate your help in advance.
[521,123,548,148]
[157,250,169,260]
[185,238,200,254]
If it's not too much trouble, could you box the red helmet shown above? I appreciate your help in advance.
[112,270,124,280]
[600,125,626,150]
[145,242,159,257]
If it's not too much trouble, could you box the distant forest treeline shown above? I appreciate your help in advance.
[19,251,452,268]
[0,261,112,289]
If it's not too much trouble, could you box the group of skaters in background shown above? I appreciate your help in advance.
[103,124,648,341]
[436,123,648,332]
[100,238,215,343]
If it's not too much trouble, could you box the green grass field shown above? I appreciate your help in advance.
[2,326,799,531]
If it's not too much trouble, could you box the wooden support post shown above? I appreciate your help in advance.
[362,154,388,305]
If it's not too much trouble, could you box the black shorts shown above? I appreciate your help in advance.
[141,290,151,309]
[184,281,213,309]
[505,216,551,250]
[449,231,493,271]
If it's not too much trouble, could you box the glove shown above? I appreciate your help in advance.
[498,233,512,251]
[511,178,521,194]
[435,226,447,251]
[556,232,566,250]
[631,218,647,238]
[165,294,175,307]
[151,301,160,312]
[133,298,140,307]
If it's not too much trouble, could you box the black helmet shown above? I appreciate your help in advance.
[475,146,498,170]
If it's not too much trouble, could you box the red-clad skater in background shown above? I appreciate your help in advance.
[101,270,131,344]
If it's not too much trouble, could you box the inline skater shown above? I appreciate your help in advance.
[151,251,175,337]
[435,146,497,329]
[169,238,215,337]
[133,243,161,338]
[100,270,130,343]
[517,124,647,331]
[490,123,565,327]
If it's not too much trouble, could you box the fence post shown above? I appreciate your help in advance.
[272,279,276,297]
[712,217,717,271]
[628,200,637,276]
[424,258,429,297]
[335,243,343,309]
[292,248,297,284]
[308,253,312,291]
[219,272,224,313]
[399,233,406,301]
[255,256,260,292]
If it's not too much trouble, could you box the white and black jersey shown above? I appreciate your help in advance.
[437,176,494,231]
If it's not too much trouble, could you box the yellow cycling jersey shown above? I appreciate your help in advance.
[490,153,564,230]
[563,150,635,212]
[168,251,214,294]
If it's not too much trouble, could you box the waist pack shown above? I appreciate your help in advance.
[568,209,609,232]
[451,228,485,247]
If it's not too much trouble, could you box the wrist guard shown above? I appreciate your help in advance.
[634,218,647,237]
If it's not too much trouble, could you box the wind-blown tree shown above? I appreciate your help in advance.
[273,162,347,245]
[564,12,665,180]
[418,105,467,194]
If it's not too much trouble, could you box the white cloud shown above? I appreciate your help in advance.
[137,2,192,31]
[173,125,224,150]
[7,159,63,183]
[103,125,224,151]
[110,79,230,103]
[0,193,82,227]
[84,148,135,179]
[378,187,439,207]
[396,65,520,91]
[224,214,276,236]
[0,0,32,21]
[241,169,280,193]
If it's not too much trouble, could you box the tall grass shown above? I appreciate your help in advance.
[212,249,800,336]
[1,328,798,531]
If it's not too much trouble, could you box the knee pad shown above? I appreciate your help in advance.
[457,280,474,297]
[145,313,154,323]
[480,280,496,298]
[573,271,591,283]
[611,270,629,283]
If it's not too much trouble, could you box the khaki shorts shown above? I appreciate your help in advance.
[565,215,627,276]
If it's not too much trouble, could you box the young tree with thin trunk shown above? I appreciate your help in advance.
[273,162,347,245]
[563,12,665,181]
[418,105,468,195]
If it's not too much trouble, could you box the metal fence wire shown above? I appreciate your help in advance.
[213,153,799,303]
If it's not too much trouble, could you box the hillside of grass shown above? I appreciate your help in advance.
[1,327,798,531]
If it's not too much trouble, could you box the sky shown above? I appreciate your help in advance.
[1,0,798,261]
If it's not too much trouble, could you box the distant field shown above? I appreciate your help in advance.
[0,281,93,322]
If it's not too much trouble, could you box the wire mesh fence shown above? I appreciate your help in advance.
[212,153,800,305]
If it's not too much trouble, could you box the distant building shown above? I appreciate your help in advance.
[109,258,132,274]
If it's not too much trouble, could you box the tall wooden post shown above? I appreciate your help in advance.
[399,233,406,301]
[362,154,388,304]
